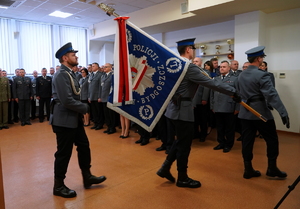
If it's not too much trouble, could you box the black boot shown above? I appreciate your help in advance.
[243,161,261,179]
[176,172,201,188]
[82,169,107,189]
[53,178,77,198]
[156,160,175,183]
[266,160,287,178]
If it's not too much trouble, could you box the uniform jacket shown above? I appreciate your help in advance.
[237,65,288,120]
[229,69,242,77]
[210,75,239,113]
[36,76,52,98]
[75,72,82,81]
[50,64,88,128]
[100,72,112,102]
[192,69,210,106]
[79,76,89,101]
[88,71,102,101]
[13,76,33,99]
[165,61,236,122]
[0,77,11,102]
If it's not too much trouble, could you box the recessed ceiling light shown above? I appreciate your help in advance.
[0,6,9,9]
[49,11,73,18]
[74,16,81,19]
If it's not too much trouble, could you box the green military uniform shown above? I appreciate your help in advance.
[0,76,11,129]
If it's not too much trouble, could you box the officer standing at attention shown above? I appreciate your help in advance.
[13,68,33,126]
[51,42,106,198]
[0,68,11,130]
[36,68,52,122]
[156,38,240,188]
[236,46,290,179]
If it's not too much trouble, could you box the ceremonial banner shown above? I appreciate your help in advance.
[107,17,189,132]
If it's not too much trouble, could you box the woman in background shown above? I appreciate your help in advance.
[79,68,90,126]
[260,61,275,86]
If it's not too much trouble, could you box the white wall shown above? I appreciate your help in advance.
[265,8,300,133]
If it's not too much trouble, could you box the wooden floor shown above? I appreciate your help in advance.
[0,120,299,209]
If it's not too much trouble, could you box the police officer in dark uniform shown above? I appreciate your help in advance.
[236,46,290,179]
[13,68,33,126]
[51,42,106,198]
[156,38,239,188]
[36,68,52,122]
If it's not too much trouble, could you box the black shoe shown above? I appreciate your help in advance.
[135,138,143,144]
[156,146,166,151]
[213,144,224,150]
[91,126,97,129]
[83,175,106,189]
[223,147,231,153]
[107,129,116,134]
[176,178,201,188]
[156,168,175,183]
[122,134,130,139]
[140,138,149,146]
[165,150,169,154]
[95,126,103,130]
[53,185,77,198]
[103,129,110,133]
[21,122,25,126]
[8,121,14,124]
[0,127,2,130]
[2,126,9,129]
[25,122,32,125]
[39,119,44,123]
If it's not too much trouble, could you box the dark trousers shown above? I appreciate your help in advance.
[241,119,279,162]
[215,112,235,148]
[156,114,168,147]
[235,114,242,134]
[19,99,30,123]
[102,102,116,131]
[13,100,19,122]
[8,100,12,123]
[193,104,209,138]
[31,98,36,119]
[52,120,91,180]
[90,101,102,127]
[137,125,150,139]
[166,119,194,175]
[39,97,51,120]
[208,109,216,128]
[166,117,175,151]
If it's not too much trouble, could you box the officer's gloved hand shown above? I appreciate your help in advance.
[232,93,242,103]
[281,116,290,129]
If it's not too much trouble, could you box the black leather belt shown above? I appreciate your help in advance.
[247,96,265,105]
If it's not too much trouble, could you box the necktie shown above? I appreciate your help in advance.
[222,75,225,80]
[90,73,94,79]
